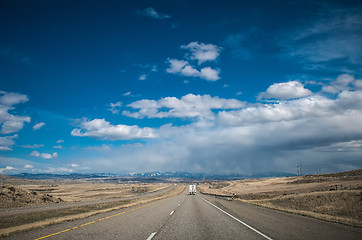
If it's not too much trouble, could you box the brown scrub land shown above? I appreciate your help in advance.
[199,169,362,227]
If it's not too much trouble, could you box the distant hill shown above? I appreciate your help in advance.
[8,171,297,181]
[10,173,106,180]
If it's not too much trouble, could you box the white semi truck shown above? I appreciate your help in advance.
[189,184,196,195]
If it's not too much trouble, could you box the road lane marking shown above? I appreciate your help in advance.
[146,232,157,240]
[200,196,273,240]
[170,210,174,215]
[34,198,168,240]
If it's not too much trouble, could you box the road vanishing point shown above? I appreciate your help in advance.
[4,187,362,240]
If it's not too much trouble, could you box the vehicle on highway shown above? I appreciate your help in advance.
[189,185,196,195]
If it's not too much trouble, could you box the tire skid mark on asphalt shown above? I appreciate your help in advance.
[33,198,170,240]
[200,196,273,240]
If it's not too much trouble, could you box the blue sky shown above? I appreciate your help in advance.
[1,0,362,175]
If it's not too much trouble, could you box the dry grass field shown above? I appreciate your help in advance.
[19,182,168,202]
[0,174,169,208]
[199,169,362,227]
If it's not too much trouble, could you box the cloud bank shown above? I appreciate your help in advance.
[67,74,362,174]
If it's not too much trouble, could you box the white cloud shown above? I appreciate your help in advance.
[83,144,111,151]
[107,101,122,114]
[123,91,131,96]
[199,67,220,81]
[139,74,147,81]
[0,91,31,134]
[258,81,312,100]
[20,144,44,149]
[181,42,222,65]
[0,166,15,173]
[123,94,245,119]
[218,95,335,126]
[166,59,220,81]
[24,164,33,169]
[322,74,359,93]
[140,7,171,19]
[71,118,157,140]
[166,42,222,81]
[0,134,17,151]
[30,151,58,159]
[0,91,28,106]
[53,145,63,149]
[166,59,188,73]
[33,122,46,130]
[56,139,64,143]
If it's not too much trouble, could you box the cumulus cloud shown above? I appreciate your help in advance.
[166,59,220,81]
[322,74,360,93]
[30,151,58,159]
[181,42,222,65]
[0,134,17,151]
[139,7,170,19]
[71,118,157,140]
[166,42,222,81]
[33,122,46,130]
[218,95,335,126]
[139,74,147,81]
[123,94,245,119]
[0,166,15,173]
[258,81,312,100]
[0,91,31,134]
[107,102,122,114]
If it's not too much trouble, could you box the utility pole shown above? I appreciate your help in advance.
[296,164,303,176]
[296,164,300,176]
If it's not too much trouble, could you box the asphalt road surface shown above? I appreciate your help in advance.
[4,187,362,240]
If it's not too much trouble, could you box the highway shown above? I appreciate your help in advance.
[4,187,362,240]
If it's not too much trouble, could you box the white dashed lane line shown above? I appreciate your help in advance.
[146,232,157,240]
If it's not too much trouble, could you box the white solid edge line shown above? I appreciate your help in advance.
[170,210,174,215]
[200,196,273,240]
[146,232,157,240]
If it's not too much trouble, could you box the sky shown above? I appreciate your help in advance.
[1,0,362,175]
